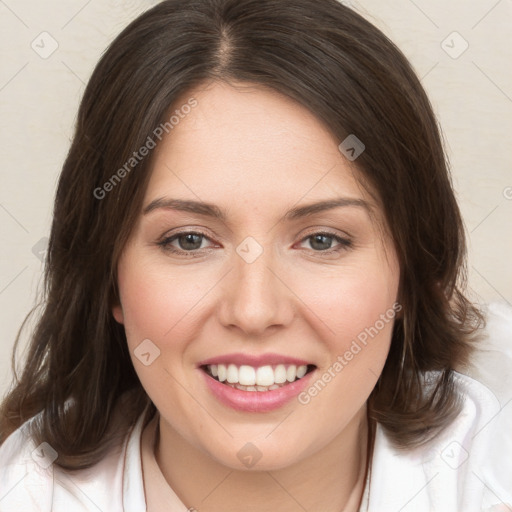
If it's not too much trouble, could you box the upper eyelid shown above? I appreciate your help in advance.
[160,228,351,247]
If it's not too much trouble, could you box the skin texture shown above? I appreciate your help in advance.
[112,80,400,512]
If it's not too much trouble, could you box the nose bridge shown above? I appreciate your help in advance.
[220,236,292,333]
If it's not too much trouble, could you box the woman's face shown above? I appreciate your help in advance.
[113,80,400,470]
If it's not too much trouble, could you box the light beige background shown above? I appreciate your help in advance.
[1,0,511,396]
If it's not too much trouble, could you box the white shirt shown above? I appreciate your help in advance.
[1,302,511,511]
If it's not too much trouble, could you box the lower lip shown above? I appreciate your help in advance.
[200,368,315,412]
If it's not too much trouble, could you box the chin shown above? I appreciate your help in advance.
[204,434,312,472]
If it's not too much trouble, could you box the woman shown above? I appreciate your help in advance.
[0,0,510,510]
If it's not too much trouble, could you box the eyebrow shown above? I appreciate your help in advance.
[143,196,371,222]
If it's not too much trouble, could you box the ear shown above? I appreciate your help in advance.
[110,280,125,324]
[112,302,125,324]
[393,294,404,320]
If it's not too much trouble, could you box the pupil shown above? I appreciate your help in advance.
[180,234,202,250]
[311,234,331,251]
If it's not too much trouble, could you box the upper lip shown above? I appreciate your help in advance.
[197,352,314,368]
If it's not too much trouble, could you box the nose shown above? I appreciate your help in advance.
[217,243,294,336]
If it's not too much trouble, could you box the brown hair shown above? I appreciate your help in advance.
[0,0,483,469]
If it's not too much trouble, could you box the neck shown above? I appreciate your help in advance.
[155,405,371,512]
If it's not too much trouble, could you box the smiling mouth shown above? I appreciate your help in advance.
[201,363,316,392]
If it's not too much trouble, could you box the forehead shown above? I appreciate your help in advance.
[145,80,378,219]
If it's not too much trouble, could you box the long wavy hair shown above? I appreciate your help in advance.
[0,0,484,469]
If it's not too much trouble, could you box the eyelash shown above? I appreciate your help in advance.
[156,229,353,258]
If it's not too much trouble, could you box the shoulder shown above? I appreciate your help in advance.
[462,301,512,406]
[419,368,512,511]
[0,398,150,512]
[368,301,512,511]
[436,300,512,480]
[453,301,512,510]
[0,415,55,511]
[426,301,512,509]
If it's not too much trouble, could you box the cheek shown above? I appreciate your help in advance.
[116,257,207,409]
[293,272,397,431]
[296,258,399,347]
[117,258,209,349]
[292,255,399,411]
[330,267,398,381]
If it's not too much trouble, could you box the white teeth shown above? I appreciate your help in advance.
[286,365,297,382]
[238,365,256,386]
[217,364,227,382]
[226,364,238,383]
[206,363,310,388]
[297,365,307,378]
[274,364,287,383]
[256,366,274,386]
[234,383,257,391]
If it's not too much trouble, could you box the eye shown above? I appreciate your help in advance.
[156,229,352,257]
[298,231,352,254]
[157,230,215,256]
